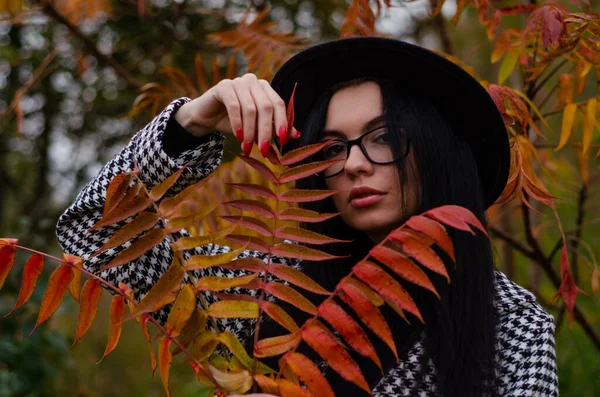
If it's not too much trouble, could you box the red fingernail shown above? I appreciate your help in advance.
[242,141,252,157]
[278,126,287,146]
[295,130,302,139]
[260,140,270,157]
[235,128,244,143]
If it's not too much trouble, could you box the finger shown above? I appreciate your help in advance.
[258,79,289,146]
[249,79,275,157]
[231,77,258,156]
[214,80,242,139]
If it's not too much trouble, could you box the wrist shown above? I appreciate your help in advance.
[174,102,212,138]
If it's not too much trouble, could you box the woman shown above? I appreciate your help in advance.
[56,37,558,396]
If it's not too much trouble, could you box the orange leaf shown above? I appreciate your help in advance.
[98,295,126,363]
[166,284,195,338]
[93,212,160,256]
[195,273,258,292]
[277,208,341,223]
[221,257,266,272]
[369,245,439,298]
[125,257,185,321]
[158,175,212,217]
[254,332,301,358]
[254,374,279,394]
[64,254,83,302]
[102,229,166,271]
[318,300,382,371]
[389,235,449,283]
[268,263,329,295]
[424,205,488,237]
[31,264,73,334]
[172,224,237,251]
[278,160,342,184]
[4,254,44,316]
[339,278,397,359]
[301,321,370,393]
[354,260,423,323]
[237,154,279,183]
[207,300,260,318]
[224,199,275,218]
[558,73,574,107]
[216,332,275,374]
[227,183,277,200]
[0,245,16,291]
[222,215,272,237]
[280,352,334,397]
[522,172,558,207]
[72,279,102,347]
[164,201,219,233]
[225,234,270,253]
[278,189,337,203]
[158,337,172,397]
[556,103,577,151]
[263,282,317,315]
[279,140,336,166]
[103,173,133,217]
[149,167,186,202]
[582,97,596,155]
[274,226,350,245]
[342,278,384,306]
[553,245,585,324]
[0,238,18,246]
[260,300,299,332]
[271,243,344,262]
[186,244,249,270]
[141,315,158,375]
[190,331,219,362]
[277,378,314,397]
[406,216,455,261]
[91,187,151,231]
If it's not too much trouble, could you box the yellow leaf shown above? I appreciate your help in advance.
[186,243,249,270]
[196,273,258,292]
[207,300,259,319]
[498,49,519,85]
[206,364,253,394]
[556,103,577,151]
[165,284,196,338]
[582,97,597,155]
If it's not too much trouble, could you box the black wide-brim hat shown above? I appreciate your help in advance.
[270,37,509,209]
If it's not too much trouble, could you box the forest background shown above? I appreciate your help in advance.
[0,0,599,396]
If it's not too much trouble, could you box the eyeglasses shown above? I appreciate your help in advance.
[315,125,411,178]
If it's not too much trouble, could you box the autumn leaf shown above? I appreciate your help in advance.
[93,211,160,256]
[227,183,277,200]
[0,244,16,291]
[64,254,83,302]
[260,300,299,332]
[277,378,314,397]
[271,243,344,262]
[280,352,335,397]
[268,263,329,295]
[207,300,260,318]
[4,254,44,317]
[221,215,272,237]
[553,245,585,324]
[263,282,317,315]
[582,97,597,155]
[149,167,186,202]
[236,154,279,183]
[254,374,279,394]
[103,173,133,217]
[387,234,449,283]
[406,216,455,261]
[279,140,335,166]
[72,279,102,347]
[195,273,258,292]
[556,103,577,151]
[186,244,250,270]
[216,332,275,374]
[207,364,253,394]
[98,295,126,363]
[278,189,337,203]
[91,186,152,231]
[592,266,599,297]
[141,315,158,375]
[102,229,166,270]
[274,226,350,245]
[278,160,342,184]
[277,208,341,223]
[224,199,276,218]
[424,205,488,237]
[190,331,219,362]
[166,284,196,338]
[158,337,172,397]
[31,265,73,334]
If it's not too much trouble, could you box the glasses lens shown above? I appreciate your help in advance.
[320,141,347,176]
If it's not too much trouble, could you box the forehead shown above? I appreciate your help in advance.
[323,82,383,137]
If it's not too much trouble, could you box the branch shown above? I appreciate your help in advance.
[42,3,143,89]
[570,185,588,282]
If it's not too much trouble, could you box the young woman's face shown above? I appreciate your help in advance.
[322,82,419,243]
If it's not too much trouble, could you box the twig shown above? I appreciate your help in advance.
[570,185,588,282]
[531,59,568,98]
[42,3,142,89]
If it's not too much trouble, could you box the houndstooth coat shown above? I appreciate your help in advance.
[56,98,559,396]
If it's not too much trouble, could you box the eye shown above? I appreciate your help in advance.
[322,142,346,158]
[372,128,391,144]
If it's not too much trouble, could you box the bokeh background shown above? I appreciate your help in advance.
[1,0,599,396]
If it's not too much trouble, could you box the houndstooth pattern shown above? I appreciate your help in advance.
[56,98,558,396]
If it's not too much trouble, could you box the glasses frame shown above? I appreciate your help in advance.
[316,125,411,178]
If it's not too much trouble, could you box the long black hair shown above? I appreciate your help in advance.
[280,77,498,396]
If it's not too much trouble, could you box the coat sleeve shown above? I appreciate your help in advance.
[496,307,559,396]
[55,97,294,343]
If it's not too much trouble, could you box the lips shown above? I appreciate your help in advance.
[349,186,386,201]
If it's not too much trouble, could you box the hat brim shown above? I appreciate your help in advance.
[270,37,509,209]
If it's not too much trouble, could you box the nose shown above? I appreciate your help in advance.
[343,144,374,176]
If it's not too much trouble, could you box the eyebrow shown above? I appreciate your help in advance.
[321,114,386,138]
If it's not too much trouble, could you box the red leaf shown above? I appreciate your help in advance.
[389,235,449,283]
[0,245,17,291]
[224,199,276,218]
[278,160,342,183]
[102,229,166,270]
[4,254,44,316]
[277,208,341,223]
[93,211,160,256]
[406,216,455,261]
[98,295,126,363]
[369,246,439,298]
[553,245,585,324]
[260,300,299,332]
[268,263,329,295]
[158,337,173,397]
[103,173,133,217]
[271,243,344,262]
[424,205,488,237]
[318,300,382,371]
[254,332,301,358]
[225,234,270,253]
[286,82,297,131]
[354,260,423,323]
[278,189,338,203]
[280,352,334,397]
[342,278,384,306]
[31,264,73,334]
[274,226,350,245]
[301,321,370,393]
[149,167,185,202]
[279,140,336,166]
[339,278,397,359]
[226,183,276,200]
[222,215,272,237]
[263,282,317,315]
[221,257,266,272]
[72,279,102,347]
[236,154,279,183]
